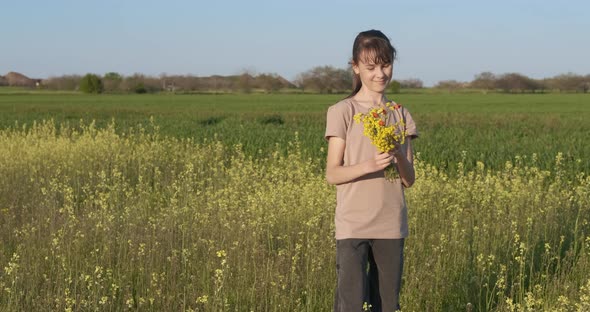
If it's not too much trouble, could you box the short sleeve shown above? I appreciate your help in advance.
[324,103,350,141]
[403,107,419,139]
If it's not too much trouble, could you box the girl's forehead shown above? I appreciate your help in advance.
[359,50,390,65]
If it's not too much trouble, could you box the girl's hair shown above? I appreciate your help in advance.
[347,30,397,98]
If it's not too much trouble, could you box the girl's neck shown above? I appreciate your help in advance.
[353,90,387,108]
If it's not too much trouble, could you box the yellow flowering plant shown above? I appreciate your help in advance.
[353,101,406,181]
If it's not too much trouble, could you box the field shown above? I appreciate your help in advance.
[1,91,589,311]
[1,92,589,175]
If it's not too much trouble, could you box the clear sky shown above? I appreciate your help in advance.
[2,0,589,86]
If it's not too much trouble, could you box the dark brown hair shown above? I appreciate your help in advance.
[347,30,397,98]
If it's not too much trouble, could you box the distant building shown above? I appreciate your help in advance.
[4,72,36,87]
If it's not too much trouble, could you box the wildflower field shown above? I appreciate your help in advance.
[1,92,589,311]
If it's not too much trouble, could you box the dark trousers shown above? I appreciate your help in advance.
[334,239,404,312]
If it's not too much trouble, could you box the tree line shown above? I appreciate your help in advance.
[2,68,589,93]
[435,72,590,93]
[39,72,298,94]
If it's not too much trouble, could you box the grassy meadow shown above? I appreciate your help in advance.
[1,92,589,175]
[1,91,589,311]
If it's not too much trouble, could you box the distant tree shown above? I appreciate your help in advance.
[470,72,496,90]
[434,80,465,92]
[161,75,200,92]
[79,74,103,94]
[256,73,283,93]
[293,74,306,91]
[496,73,519,92]
[495,73,540,93]
[272,75,297,89]
[237,72,254,93]
[144,76,163,92]
[399,78,423,89]
[532,78,548,93]
[104,72,122,80]
[295,71,317,92]
[185,76,203,91]
[335,67,353,91]
[296,66,351,93]
[527,78,545,93]
[550,73,588,92]
[42,75,81,91]
[388,80,401,93]
[583,75,590,93]
[103,72,123,92]
[201,75,230,91]
[121,74,161,93]
[134,82,147,94]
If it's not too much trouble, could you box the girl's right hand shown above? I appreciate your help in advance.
[365,152,393,174]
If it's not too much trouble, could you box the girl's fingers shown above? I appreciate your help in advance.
[376,152,392,160]
[376,155,393,166]
[376,156,393,164]
[373,152,393,170]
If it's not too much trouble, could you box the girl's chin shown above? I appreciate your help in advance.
[370,84,388,92]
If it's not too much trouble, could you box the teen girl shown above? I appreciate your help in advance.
[325,29,419,312]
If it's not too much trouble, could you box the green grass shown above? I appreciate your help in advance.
[1,92,589,175]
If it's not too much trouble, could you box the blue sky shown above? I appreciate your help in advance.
[2,0,589,86]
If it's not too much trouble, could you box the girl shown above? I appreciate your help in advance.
[325,30,419,312]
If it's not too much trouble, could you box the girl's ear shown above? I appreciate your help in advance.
[352,62,360,75]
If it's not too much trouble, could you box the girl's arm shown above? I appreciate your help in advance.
[326,137,393,185]
[390,138,415,187]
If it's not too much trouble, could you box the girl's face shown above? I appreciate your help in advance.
[352,53,393,94]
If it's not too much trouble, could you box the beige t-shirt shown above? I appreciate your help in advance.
[325,98,419,239]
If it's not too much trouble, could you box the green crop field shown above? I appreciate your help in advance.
[1,91,589,311]
[1,92,589,175]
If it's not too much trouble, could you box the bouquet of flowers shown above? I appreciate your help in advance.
[353,101,406,181]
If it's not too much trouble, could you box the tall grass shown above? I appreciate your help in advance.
[1,121,589,311]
